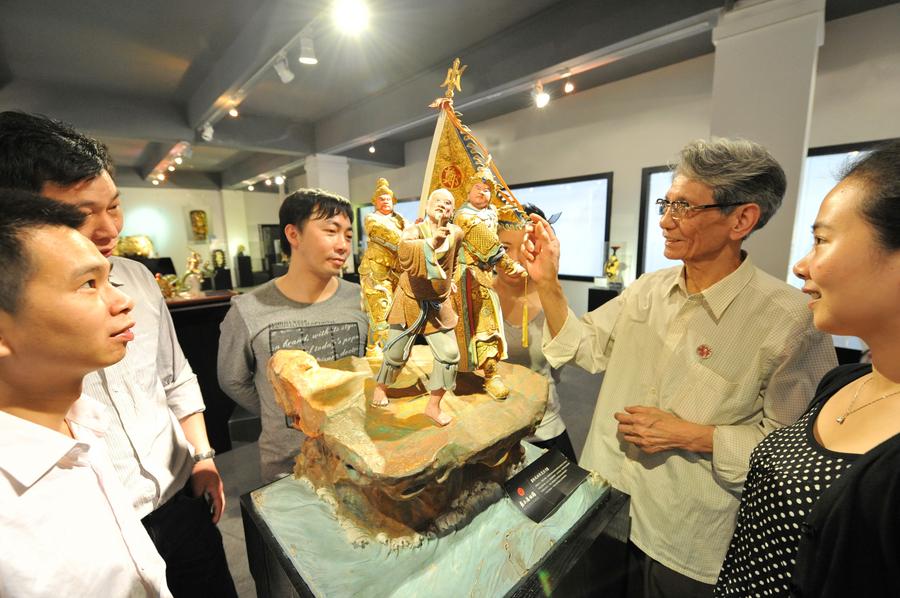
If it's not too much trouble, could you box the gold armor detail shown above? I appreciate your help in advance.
[360,209,406,356]
[452,202,510,372]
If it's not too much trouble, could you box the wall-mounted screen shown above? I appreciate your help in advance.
[788,141,897,351]
[509,173,612,280]
[637,166,679,277]
[356,199,421,253]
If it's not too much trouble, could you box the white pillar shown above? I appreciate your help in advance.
[303,153,351,199]
[220,189,249,288]
[303,153,355,271]
[710,0,825,279]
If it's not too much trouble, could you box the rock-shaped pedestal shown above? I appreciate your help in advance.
[267,345,548,539]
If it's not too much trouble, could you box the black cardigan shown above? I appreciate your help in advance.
[790,364,900,597]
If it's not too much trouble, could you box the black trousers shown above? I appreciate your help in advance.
[627,542,715,598]
[530,429,578,463]
[141,481,237,598]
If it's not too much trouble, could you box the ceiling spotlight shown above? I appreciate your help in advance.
[228,107,240,118]
[156,173,166,181]
[199,122,214,142]
[174,156,184,165]
[299,37,318,65]
[533,81,550,108]
[564,80,575,94]
[264,178,272,186]
[152,179,160,186]
[247,184,255,191]
[368,143,376,154]
[273,53,295,84]
[333,0,369,35]
[274,175,285,185]
[167,165,175,172]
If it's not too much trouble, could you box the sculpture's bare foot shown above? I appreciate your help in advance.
[424,403,452,426]
[371,385,389,407]
[484,375,509,400]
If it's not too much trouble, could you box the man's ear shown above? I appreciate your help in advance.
[730,203,761,241]
[0,313,14,359]
[284,223,301,249]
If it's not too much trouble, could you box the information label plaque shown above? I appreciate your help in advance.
[505,448,590,523]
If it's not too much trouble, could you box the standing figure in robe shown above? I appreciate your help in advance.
[358,178,407,357]
[372,188,462,426]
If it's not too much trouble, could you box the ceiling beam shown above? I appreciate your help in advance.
[340,139,405,168]
[0,80,314,156]
[0,80,190,142]
[185,0,318,131]
[116,167,221,190]
[220,152,305,189]
[314,0,722,154]
[204,114,315,155]
[135,142,172,180]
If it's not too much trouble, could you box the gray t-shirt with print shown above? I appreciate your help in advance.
[217,278,367,482]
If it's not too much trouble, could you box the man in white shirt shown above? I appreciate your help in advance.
[523,139,837,597]
[0,189,171,597]
[0,112,236,596]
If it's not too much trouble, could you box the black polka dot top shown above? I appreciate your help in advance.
[714,392,859,596]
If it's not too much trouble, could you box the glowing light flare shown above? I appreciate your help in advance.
[534,81,550,108]
[333,0,369,35]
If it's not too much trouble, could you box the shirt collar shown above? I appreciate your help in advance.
[0,395,107,489]
[665,252,755,320]
[108,257,123,287]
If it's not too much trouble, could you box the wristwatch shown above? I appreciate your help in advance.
[193,448,216,463]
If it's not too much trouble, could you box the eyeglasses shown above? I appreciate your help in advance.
[655,198,748,221]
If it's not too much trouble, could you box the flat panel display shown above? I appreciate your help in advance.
[790,145,884,351]
[509,174,612,279]
[637,167,680,276]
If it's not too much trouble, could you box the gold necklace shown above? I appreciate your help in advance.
[836,376,900,424]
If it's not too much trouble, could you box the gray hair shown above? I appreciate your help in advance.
[674,138,786,232]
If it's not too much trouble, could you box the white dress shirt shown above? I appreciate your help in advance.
[0,397,172,597]
[81,257,204,517]
[542,256,837,583]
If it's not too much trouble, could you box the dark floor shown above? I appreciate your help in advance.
[215,366,605,597]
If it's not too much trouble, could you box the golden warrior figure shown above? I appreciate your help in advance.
[359,177,407,357]
[452,167,527,399]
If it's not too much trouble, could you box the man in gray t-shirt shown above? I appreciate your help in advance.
[217,189,368,483]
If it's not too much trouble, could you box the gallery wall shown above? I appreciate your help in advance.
[114,4,900,307]
[118,186,282,285]
[347,3,900,314]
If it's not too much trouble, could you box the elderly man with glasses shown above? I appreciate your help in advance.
[522,138,836,597]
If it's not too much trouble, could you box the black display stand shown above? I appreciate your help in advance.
[235,255,254,288]
[588,288,620,312]
[167,292,238,453]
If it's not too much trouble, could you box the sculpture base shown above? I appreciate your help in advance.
[271,345,548,540]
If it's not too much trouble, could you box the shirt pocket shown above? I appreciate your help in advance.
[668,360,740,424]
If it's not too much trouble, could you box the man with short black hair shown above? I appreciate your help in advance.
[0,111,236,597]
[524,138,837,596]
[218,188,368,483]
[0,189,171,596]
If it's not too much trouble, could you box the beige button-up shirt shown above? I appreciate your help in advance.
[542,256,837,583]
